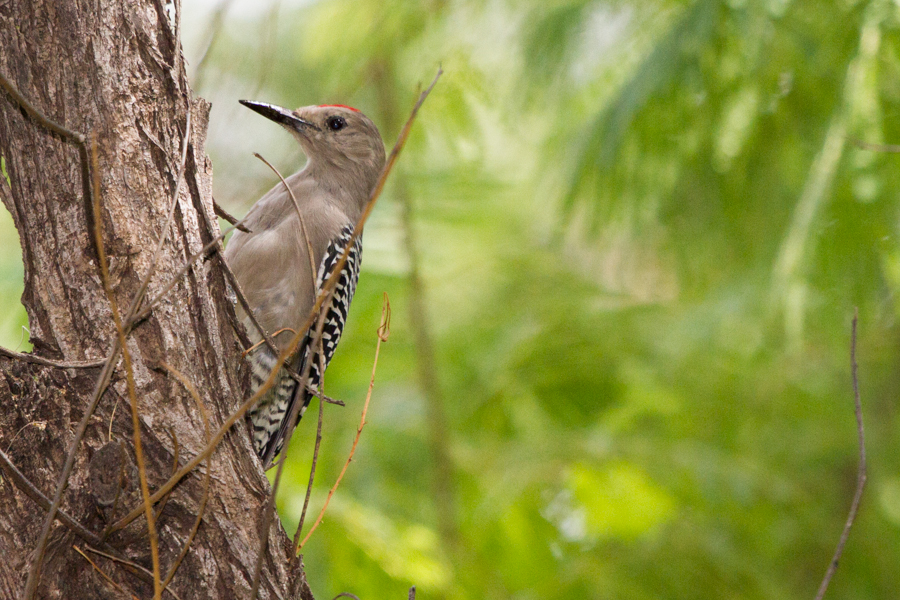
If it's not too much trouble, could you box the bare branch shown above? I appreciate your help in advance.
[107,317,310,532]
[250,65,442,594]
[813,308,867,600]
[851,138,900,153]
[89,139,162,599]
[0,449,104,548]
[0,346,106,369]
[0,71,85,143]
[253,152,318,289]
[213,198,250,232]
[123,108,192,324]
[252,292,333,598]
[308,387,346,406]
[156,362,213,596]
[298,293,391,550]
[73,546,140,600]
[292,354,327,550]
[0,69,98,270]
[83,547,184,600]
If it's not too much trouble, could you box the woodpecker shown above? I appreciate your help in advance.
[225,101,385,468]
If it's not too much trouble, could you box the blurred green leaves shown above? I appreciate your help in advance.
[0,193,28,351]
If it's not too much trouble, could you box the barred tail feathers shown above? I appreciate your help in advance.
[247,345,300,457]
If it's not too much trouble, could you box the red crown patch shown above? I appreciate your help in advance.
[318,104,360,112]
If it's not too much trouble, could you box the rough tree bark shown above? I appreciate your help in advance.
[0,2,311,598]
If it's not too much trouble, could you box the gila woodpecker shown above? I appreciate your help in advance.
[225,101,385,468]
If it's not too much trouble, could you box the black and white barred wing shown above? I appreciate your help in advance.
[305,224,363,388]
[259,224,362,467]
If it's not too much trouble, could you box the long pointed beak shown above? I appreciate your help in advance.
[239,100,319,132]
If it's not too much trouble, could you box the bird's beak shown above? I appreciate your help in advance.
[239,100,320,132]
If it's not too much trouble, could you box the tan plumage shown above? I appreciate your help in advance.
[225,102,385,467]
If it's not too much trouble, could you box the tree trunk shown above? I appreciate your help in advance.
[0,2,310,598]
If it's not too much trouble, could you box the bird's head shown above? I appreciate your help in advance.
[240,100,385,201]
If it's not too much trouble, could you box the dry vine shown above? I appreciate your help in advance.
[297,294,390,551]
[813,309,867,600]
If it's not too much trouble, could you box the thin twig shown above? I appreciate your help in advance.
[153,428,181,522]
[851,138,900,153]
[122,108,192,328]
[0,449,104,547]
[107,309,311,532]
[813,308,867,600]
[252,68,440,594]
[5,421,48,454]
[73,546,140,600]
[252,295,333,597]
[213,198,250,232]
[241,328,297,358]
[308,387,345,406]
[83,546,184,600]
[298,294,391,550]
[156,362,213,596]
[89,139,162,599]
[0,345,106,369]
[134,218,246,324]
[0,70,94,240]
[252,152,318,288]
[0,71,85,142]
[292,355,327,549]
[332,594,362,600]
[107,399,120,443]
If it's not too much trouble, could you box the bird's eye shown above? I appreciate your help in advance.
[326,116,346,131]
